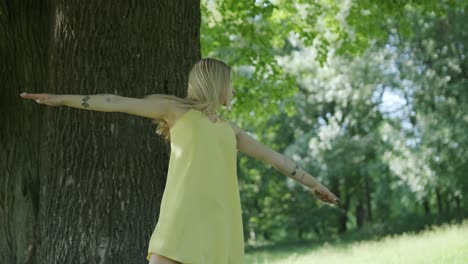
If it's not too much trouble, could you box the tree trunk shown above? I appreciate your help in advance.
[1,0,50,263]
[423,199,431,216]
[364,174,372,222]
[338,207,348,233]
[332,176,348,234]
[455,196,461,211]
[355,200,364,229]
[37,1,200,263]
[435,187,443,214]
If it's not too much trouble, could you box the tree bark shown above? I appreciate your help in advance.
[30,1,199,263]
[1,0,50,263]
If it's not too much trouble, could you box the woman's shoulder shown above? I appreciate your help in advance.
[169,107,240,139]
[166,104,193,129]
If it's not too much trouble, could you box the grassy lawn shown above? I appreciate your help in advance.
[245,221,468,264]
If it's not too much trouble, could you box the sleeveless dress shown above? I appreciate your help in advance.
[147,108,244,264]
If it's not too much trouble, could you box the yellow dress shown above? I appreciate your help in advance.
[147,108,244,264]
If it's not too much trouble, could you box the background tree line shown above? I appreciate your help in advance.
[203,0,468,243]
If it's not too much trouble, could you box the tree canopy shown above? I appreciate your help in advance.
[201,0,468,242]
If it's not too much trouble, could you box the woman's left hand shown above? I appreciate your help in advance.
[20,92,63,106]
[310,184,339,205]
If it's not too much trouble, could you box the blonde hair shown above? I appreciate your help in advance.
[150,58,232,141]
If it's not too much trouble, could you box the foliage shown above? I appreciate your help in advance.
[201,1,468,242]
[201,0,466,124]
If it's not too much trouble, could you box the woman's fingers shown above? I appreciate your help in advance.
[20,93,55,105]
[20,92,42,101]
[314,188,339,205]
[20,92,37,99]
[321,188,339,204]
[314,189,327,202]
[325,191,339,204]
[327,192,338,202]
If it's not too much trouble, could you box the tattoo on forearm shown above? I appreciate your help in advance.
[281,156,301,179]
[82,96,90,108]
[278,156,320,189]
[105,97,111,102]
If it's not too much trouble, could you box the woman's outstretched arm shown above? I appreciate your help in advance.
[230,122,339,205]
[20,92,173,119]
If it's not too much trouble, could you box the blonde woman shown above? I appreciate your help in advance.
[20,58,338,264]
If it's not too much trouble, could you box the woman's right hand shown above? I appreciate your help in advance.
[310,184,339,205]
[20,92,63,106]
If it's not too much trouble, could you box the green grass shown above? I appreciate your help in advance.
[245,221,468,264]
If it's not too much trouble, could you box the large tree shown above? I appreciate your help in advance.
[1,1,200,263]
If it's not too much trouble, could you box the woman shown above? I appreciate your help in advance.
[20,58,338,264]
